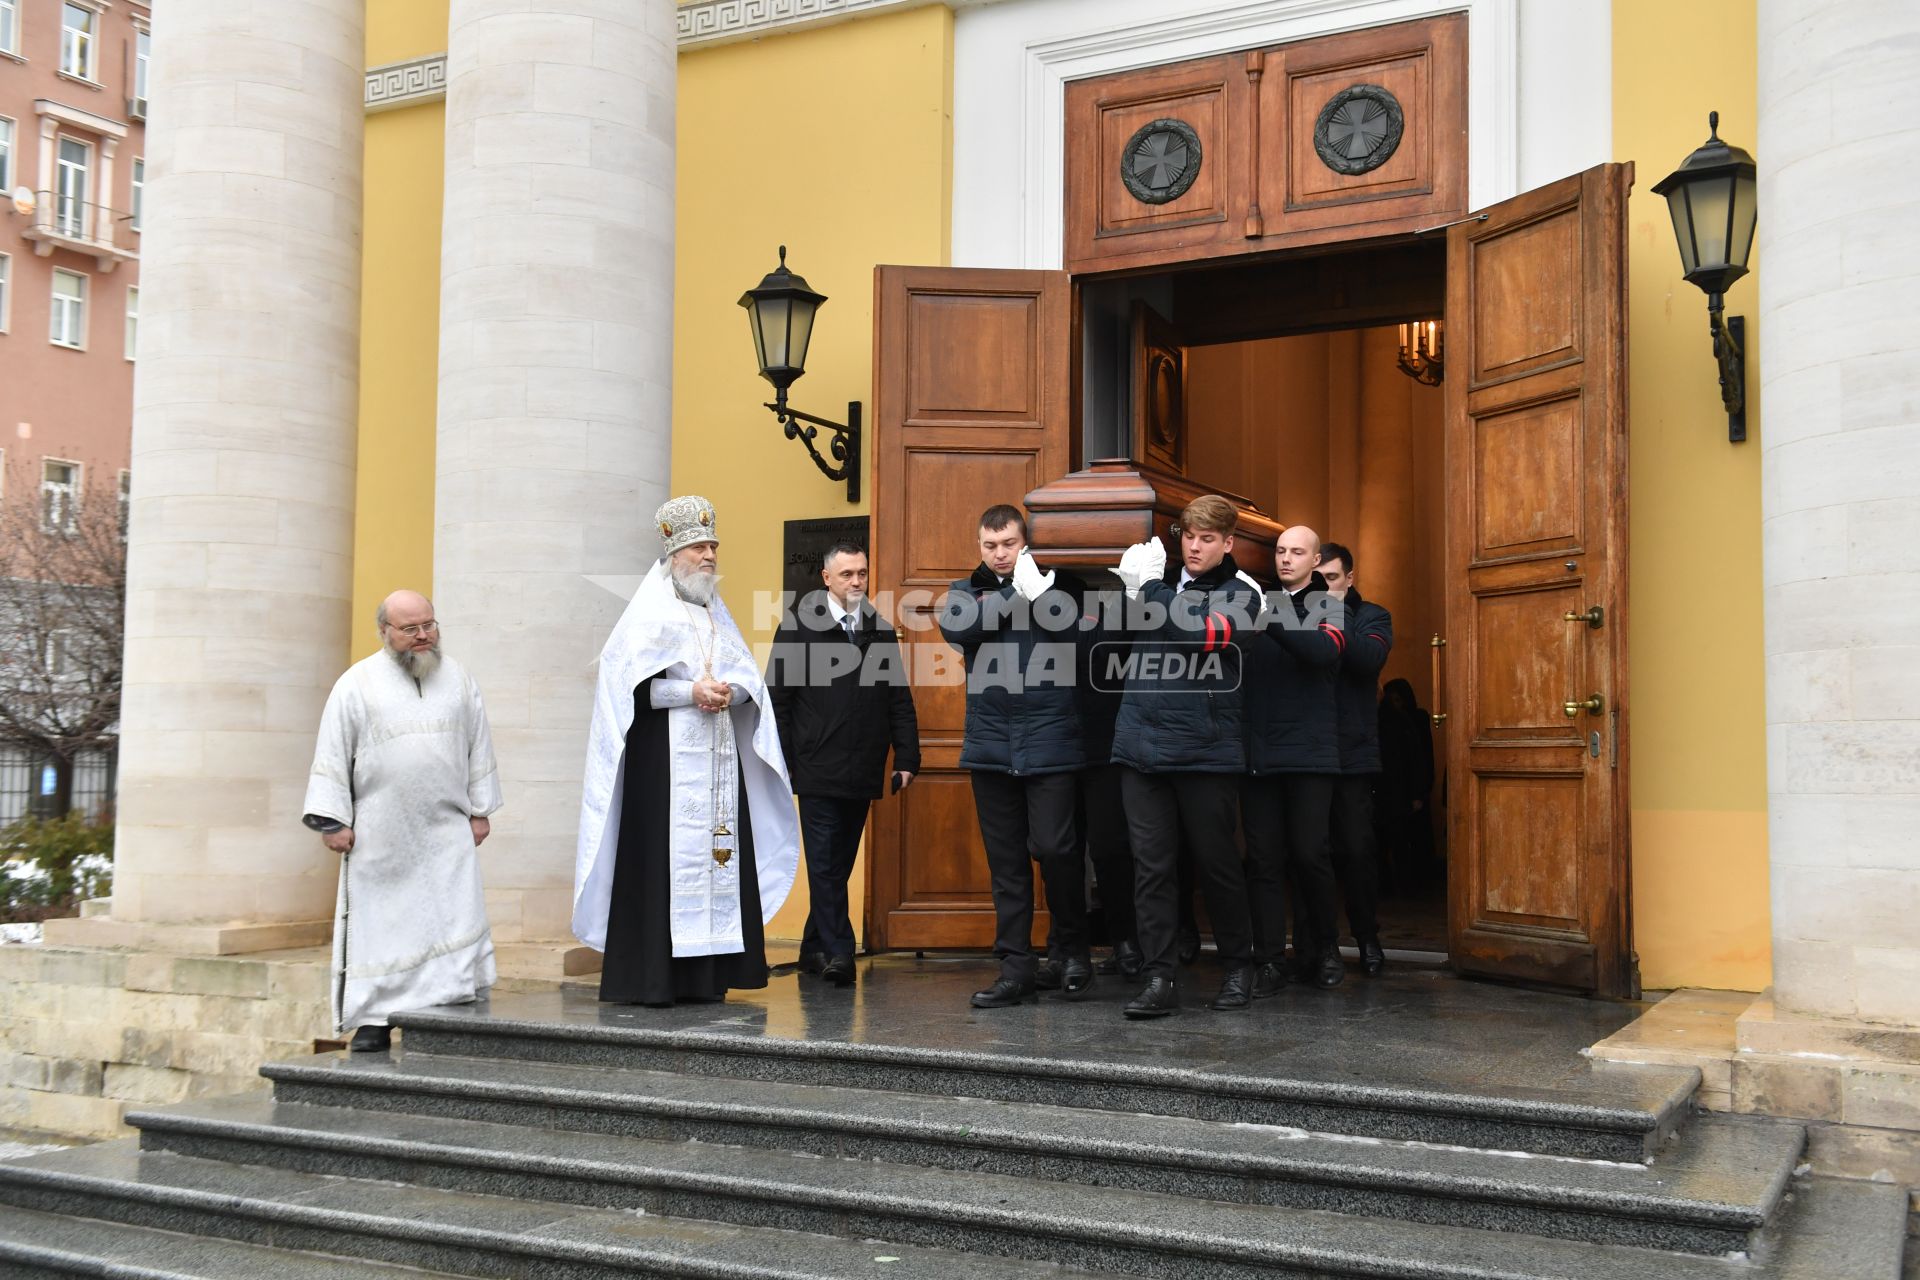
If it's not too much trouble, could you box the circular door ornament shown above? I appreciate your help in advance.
[1313,84,1404,175]
[1147,350,1183,448]
[1120,119,1203,205]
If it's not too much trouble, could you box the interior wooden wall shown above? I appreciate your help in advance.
[1185,325,1445,710]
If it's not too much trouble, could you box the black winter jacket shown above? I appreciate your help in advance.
[767,593,921,799]
[1334,590,1394,775]
[1110,554,1260,774]
[938,562,1091,776]
[1244,571,1343,775]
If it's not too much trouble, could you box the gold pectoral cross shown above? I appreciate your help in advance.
[712,823,734,866]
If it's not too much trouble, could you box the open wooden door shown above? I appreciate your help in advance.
[1442,163,1635,997]
[865,266,1073,951]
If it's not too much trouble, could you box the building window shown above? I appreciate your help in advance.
[0,0,17,57]
[50,269,85,348]
[42,459,81,534]
[133,30,150,115]
[0,117,13,195]
[60,3,96,80]
[124,285,137,359]
[0,254,10,334]
[117,468,129,540]
[130,157,142,231]
[56,137,90,238]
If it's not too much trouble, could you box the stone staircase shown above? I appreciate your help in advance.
[0,973,1911,1279]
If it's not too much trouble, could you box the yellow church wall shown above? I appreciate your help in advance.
[672,7,955,942]
[1615,0,1770,992]
[352,2,451,661]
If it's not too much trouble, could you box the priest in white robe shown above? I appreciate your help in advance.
[574,495,799,1005]
[302,589,503,1052]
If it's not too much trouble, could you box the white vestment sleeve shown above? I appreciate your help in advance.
[650,679,695,709]
[466,674,503,818]
[302,674,360,828]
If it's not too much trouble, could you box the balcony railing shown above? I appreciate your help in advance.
[17,191,138,271]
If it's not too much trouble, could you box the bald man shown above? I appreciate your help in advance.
[1242,526,1347,991]
[303,590,503,1052]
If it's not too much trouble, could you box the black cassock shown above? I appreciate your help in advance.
[598,676,769,1005]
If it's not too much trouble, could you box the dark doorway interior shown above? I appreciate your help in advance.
[1080,240,1451,954]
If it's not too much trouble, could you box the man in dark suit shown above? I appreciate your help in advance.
[1319,541,1392,977]
[767,542,920,988]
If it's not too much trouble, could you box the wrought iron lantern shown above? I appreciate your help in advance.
[1396,319,1443,386]
[739,246,861,503]
[1652,112,1758,442]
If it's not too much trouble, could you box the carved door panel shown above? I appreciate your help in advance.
[1131,302,1188,476]
[1443,164,1635,997]
[866,266,1073,950]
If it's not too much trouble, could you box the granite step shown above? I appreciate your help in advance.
[111,1094,1906,1279]
[392,996,1700,1161]
[0,1141,1118,1280]
[0,1205,475,1280]
[259,1045,1803,1255]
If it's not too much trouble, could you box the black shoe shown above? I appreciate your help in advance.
[348,1025,392,1053]
[1253,962,1289,998]
[1095,940,1143,977]
[822,955,856,987]
[1314,949,1346,989]
[1061,957,1095,997]
[796,949,827,975]
[1124,975,1179,1019]
[1176,928,1202,966]
[1360,938,1386,978]
[971,977,1037,1009]
[1033,959,1064,991]
[1209,965,1254,1011]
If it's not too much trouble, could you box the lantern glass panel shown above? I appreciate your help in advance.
[1664,186,1699,277]
[757,296,793,370]
[786,297,818,377]
[746,303,769,374]
[1729,171,1757,272]
[1689,174,1736,273]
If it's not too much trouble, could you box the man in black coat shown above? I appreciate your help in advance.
[767,542,920,988]
[938,505,1094,1009]
[1243,524,1348,994]
[1319,542,1392,977]
[1109,495,1263,1019]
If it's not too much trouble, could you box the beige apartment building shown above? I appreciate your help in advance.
[0,0,148,822]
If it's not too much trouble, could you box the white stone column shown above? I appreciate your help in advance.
[104,0,364,939]
[1759,0,1920,1023]
[435,0,676,942]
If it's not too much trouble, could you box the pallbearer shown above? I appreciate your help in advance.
[574,496,800,1005]
[1318,541,1393,977]
[303,590,503,1053]
[1110,495,1263,1018]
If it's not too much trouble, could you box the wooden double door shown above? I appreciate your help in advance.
[865,164,1636,996]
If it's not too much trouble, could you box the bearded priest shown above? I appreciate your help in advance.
[574,495,800,1005]
[302,590,504,1053]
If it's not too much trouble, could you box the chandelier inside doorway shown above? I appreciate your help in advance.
[1396,320,1444,386]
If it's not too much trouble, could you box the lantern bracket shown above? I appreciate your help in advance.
[1707,295,1746,444]
[764,391,862,504]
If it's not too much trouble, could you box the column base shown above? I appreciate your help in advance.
[39,916,333,956]
[1591,988,1920,1208]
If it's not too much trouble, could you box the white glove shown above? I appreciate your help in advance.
[1012,548,1055,601]
[1116,539,1166,596]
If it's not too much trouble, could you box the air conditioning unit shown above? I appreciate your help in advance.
[128,97,147,120]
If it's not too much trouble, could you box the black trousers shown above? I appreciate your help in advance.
[1330,774,1381,942]
[1080,763,1135,946]
[971,770,1088,981]
[1122,769,1251,977]
[1243,773,1337,963]
[797,794,870,959]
